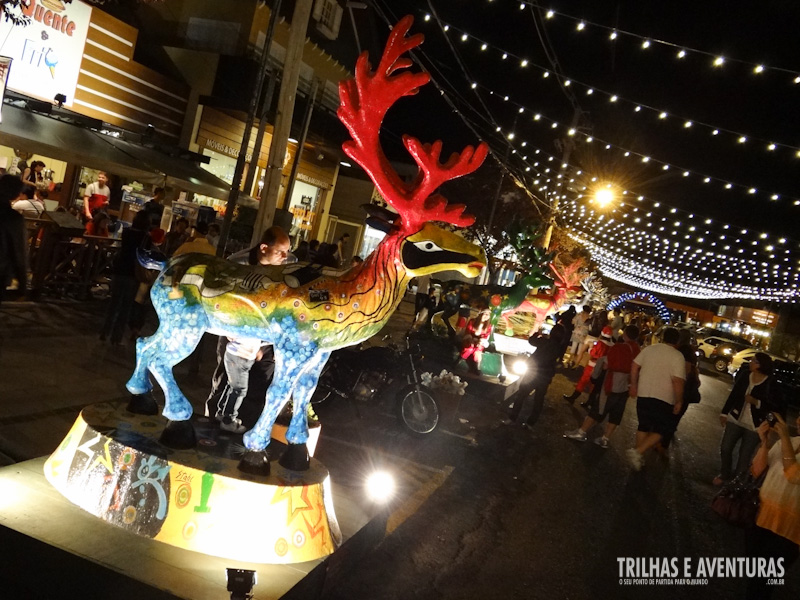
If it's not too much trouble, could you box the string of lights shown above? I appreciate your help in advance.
[478,86,800,207]
[561,196,800,300]
[420,14,800,161]
[608,292,671,322]
[376,6,798,301]
[501,0,800,85]
[373,0,552,207]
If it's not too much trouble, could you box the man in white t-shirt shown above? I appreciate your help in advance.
[626,326,686,470]
[83,171,111,221]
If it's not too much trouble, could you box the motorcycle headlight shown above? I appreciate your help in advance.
[512,360,528,375]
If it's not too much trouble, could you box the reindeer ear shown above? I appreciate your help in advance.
[361,203,399,222]
[365,215,399,234]
[362,204,401,233]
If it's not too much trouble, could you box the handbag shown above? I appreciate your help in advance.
[684,370,702,404]
[711,469,767,528]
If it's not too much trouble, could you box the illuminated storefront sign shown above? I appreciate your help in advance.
[0,0,92,108]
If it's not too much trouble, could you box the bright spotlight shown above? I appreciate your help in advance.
[366,471,395,503]
[595,188,614,207]
[511,359,528,375]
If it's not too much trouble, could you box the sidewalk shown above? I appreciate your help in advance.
[0,298,216,463]
[0,295,571,463]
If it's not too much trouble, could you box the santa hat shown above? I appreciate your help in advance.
[150,228,166,245]
[601,326,613,339]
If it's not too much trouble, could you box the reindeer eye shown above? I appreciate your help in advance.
[413,241,442,253]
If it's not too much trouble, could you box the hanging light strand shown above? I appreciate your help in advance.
[420,15,800,160]
[559,196,800,300]
[512,1,800,83]
[481,87,800,207]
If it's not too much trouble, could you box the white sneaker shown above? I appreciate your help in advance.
[626,448,644,471]
[594,436,609,448]
[220,417,246,433]
[563,428,587,442]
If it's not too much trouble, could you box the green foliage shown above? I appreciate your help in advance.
[769,333,800,361]
[504,217,554,275]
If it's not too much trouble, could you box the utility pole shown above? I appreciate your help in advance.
[252,0,314,246]
[243,71,278,195]
[282,78,319,220]
[217,0,282,256]
[542,108,582,250]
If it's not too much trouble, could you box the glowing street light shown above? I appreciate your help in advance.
[595,187,614,207]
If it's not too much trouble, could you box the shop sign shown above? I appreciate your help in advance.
[0,57,11,123]
[296,172,331,189]
[204,138,252,162]
[0,0,92,109]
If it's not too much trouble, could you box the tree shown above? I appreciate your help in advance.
[439,159,546,278]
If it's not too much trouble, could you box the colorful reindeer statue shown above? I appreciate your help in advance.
[504,258,587,333]
[432,220,554,336]
[125,16,488,474]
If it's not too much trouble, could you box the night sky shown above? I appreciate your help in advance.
[351,0,800,300]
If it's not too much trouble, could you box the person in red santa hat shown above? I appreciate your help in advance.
[563,326,614,405]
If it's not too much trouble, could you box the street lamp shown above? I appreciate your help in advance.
[594,186,614,208]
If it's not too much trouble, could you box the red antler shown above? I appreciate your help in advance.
[337,15,489,233]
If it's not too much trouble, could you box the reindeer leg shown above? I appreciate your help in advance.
[126,283,172,395]
[148,322,206,421]
[285,351,330,445]
[278,351,330,471]
[126,333,157,395]
[131,291,208,421]
[242,353,301,452]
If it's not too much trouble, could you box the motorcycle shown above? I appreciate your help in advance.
[312,334,442,435]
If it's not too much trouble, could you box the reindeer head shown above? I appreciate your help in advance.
[338,16,488,278]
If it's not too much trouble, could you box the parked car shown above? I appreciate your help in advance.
[697,336,751,359]
[708,341,753,373]
[727,348,784,376]
[694,327,750,346]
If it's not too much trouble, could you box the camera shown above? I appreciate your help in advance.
[765,412,777,426]
[226,568,256,600]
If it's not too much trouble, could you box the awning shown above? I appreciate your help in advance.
[0,104,230,199]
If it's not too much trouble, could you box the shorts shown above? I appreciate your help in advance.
[588,390,628,426]
[636,396,675,436]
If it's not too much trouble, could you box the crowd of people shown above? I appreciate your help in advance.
[491,303,798,599]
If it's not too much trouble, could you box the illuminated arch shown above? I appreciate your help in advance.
[607,292,671,323]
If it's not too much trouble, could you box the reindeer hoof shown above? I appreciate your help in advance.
[126,392,159,415]
[238,451,271,476]
[279,443,310,472]
[159,420,197,449]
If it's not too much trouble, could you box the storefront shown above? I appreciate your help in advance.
[192,106,339,244]
[0,102,229,227]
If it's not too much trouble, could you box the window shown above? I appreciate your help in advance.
[312,0,343,40]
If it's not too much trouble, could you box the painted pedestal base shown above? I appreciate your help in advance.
[43,401,341,564]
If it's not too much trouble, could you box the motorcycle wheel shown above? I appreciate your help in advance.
[397,384,439,435]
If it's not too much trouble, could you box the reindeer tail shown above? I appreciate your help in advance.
[137,247,168,271]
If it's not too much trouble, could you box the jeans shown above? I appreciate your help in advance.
[205,337,275,419]
[508,374,553,425]
[216,352,255,421]
[720,421,761,480]
[100,274,138,344]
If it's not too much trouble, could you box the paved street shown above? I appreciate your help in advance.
[1,296,798,599]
